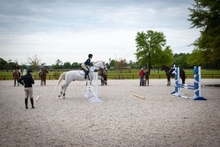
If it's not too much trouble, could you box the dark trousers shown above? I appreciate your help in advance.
[140,77,144,86]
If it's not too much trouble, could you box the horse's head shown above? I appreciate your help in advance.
[42,68,49,73]
[93,61,108,71]
[161,65,166,71]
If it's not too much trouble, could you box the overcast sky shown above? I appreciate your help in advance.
[0,0,198,65]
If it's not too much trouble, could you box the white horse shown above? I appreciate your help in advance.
[56,61,107,99]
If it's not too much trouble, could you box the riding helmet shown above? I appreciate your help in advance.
[27,69,33,73]
[88,54,93,58]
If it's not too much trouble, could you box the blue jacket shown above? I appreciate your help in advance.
[84,59,92,66]
[40,65,44,70]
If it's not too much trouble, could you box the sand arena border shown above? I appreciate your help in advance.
[0,79,220,146]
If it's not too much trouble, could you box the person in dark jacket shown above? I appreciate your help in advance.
[144,68,149,86]
[81,54,93,79]
[18,69,35,109]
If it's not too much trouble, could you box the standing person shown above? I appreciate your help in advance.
[81,54,93,79]
[145,68,149,86]
[13,62,20,77]
[139,68,145,86]
[18,69,35,109]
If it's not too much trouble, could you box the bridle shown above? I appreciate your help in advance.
[93,61,108,73]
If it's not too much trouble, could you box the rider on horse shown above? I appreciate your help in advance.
[13,62,21,77]
[169,62,176,74]
[81,54,93,79]
[39,63,44,76]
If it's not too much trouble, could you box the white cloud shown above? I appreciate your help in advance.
[0,0,198,65]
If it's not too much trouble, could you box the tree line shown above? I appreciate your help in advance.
[0,52,219,72]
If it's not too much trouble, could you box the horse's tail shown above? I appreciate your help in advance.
[181,69,186,84]
[57,72,66,88]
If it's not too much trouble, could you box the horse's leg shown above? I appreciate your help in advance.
[14,79,16,86]
[58,84,65,98]
[58,83,65,97]
[100,77,104,86]
[62,82,71,99]
[167,75,171,86]
[180,71,186,84]
[17,79,19,86]
[104,77,107,85]
[181,76,185,84]
[58,81,70,99]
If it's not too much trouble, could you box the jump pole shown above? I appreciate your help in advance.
[133,93,145,100]
[171,66,207,100]
[85,70,103,103]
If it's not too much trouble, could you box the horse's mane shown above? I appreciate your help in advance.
[93,61,105,64]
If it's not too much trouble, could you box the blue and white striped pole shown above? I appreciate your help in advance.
[192,66,207,100]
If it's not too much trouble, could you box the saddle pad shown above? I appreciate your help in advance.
[79,70,85,75]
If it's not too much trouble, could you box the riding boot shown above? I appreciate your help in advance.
[30,98,35,109]
[86,71,90,80]
[25,98,28,109]
[84,72,87,79]
[85,71,89,79]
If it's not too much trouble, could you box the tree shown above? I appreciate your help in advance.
[71,62,80,69]
[188,0,220,67]
[27,54,41,70]
[114,59,127,70]
[63,62,71,69]
[52,59,63,69]
[173,53,191,69]
[0,58,7,70]
[135,30,173,72]
[109,59,115,69]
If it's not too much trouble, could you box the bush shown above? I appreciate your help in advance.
[53,72,60,80]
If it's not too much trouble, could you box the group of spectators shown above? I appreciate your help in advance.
[139,68,149,86]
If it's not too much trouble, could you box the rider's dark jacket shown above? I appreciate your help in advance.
[84,59,92,66]
[18,73,34,88]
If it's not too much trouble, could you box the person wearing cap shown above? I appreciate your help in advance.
[81,54,93,79]
[18,69,35,109]
[139,68,145,86]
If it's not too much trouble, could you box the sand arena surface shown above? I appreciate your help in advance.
[0,79,220,146]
